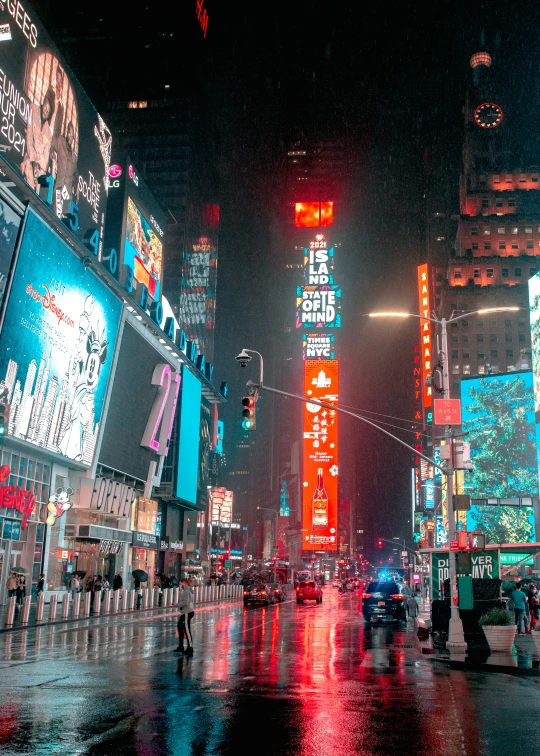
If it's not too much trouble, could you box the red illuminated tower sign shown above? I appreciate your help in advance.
[417,263,433,422]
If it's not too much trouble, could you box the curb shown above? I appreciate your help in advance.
[429,654,540,675]
[0,598,244,635]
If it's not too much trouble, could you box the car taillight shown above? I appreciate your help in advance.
[243,591,248,596]
[362,593,372,599]
[390,594,404,600]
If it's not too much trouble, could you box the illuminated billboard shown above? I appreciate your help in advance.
[460,372,538,498]
[303,333,335,360]
[417,264,433,419]
[303,235,334,285]
[296,285,341,328]
[104,155,166,302]
[0,197,22,316]
[302,360,338,551]
[210,487,233,524]
[295,202,334,228]
[176,365,202,505]
[458,503,536,545]
[178,204,219,362]
[0,209,122,465]
[529,272,540,418]
[0,0,112,251]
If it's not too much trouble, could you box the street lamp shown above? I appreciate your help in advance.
[368,305,520,650]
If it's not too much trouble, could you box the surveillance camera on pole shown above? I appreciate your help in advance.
[235,349,252,368]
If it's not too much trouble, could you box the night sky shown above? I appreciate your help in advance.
[48,0,540,557]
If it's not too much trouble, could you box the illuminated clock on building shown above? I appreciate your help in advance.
[473,102,503,129]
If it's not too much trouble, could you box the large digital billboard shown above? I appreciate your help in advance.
[0,0,112,251]
[175,365,202,505]
[529,272,540,419]
[296,285,341,328]
[0,209,122,465]
[303,234,334,285]
[302,360,338,551]
[294,202,334,228]
[104,155,166,303]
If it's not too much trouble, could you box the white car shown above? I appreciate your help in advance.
[332,579,341,588]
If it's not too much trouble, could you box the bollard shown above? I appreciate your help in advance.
[36,593,45,623]
[194,587,200,605]
[94,593,102,615]
[84,591,91,617]
[49,594,58,622]
[73,592,81,619]
[105,590,112,614]
[129,590,136,611]
[171,587,177,605]
[163,588,169,607]
[113,590,120,613]
[61,594,70,621]
[21,595,32,625]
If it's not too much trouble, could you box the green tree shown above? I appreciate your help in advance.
[463,375,537,498]
[469,505,534,544]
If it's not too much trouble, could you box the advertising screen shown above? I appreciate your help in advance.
[0,209,122,465]
[125,196,163,300]
[175,365,202,505]
[460,372,538,499]
[529,272,540,418]
[0,0,112,250]
[296,284,341,328]
[302,333,335,360]
[458,503,536,545]
[417,264,433,419]
[302,360,338,551]
[294,202,334,228]
[209,487,233,524]
[0,195,22,314]
[303,235,334,285]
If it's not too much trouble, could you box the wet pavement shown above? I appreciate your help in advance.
[0,588,539,755]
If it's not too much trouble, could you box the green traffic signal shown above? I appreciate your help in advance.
[242,418,254,430]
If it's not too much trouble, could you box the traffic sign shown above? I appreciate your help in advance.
[433,398,461,425]
[224,560,232,570]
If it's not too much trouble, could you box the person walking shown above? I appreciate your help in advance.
[6,573,17,599]
[512,581,528,635]
[70,574,81,600]
[174,577,195,655]
[113,574,123,591]
[529,583,540,631]
[37,573,45,596]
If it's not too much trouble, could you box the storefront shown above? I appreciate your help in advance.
[130,530,160,588]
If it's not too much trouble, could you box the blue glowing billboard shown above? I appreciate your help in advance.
[176,365,202,504]
[0,209,122,465]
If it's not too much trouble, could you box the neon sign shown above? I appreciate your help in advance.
[417,264,433,416]
[0,465,36,529]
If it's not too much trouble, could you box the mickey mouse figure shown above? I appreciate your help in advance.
[46,487,74,526]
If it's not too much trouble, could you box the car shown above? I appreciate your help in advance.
[268,583,287,602]
[296,580,323,604]
[401,584,420,618]
[361,580,407,623]
[332,579,341,588]
[243,582,274,607]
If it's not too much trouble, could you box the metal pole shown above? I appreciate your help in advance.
[440,318,466,650]
[4,596,15,628]
[21,595,31,625]
[36,593,45,623]
[49,594,58,622]
[61,594,70,621]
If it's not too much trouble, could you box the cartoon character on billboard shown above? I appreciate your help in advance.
[58,295,108,461]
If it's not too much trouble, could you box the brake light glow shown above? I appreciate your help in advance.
[390,594,404,600]
[362,594,372,599]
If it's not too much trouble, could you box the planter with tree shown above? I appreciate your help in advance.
[479,607,516,652]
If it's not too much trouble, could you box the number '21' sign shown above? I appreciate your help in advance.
[141,364,181,456]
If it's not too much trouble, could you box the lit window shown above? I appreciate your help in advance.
[436,236,446,242]
[483,228,491,235]
[526,227,533,234]
[511,227,518,234]
[478,365,486,374]
[452,365,460,375]
[463,365,471,375]
[497,227,505,234]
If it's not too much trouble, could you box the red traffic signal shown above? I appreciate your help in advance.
[377,539,383,548]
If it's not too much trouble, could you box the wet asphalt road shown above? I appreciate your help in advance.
[0,588,539,755]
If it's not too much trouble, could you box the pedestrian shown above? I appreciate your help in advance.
[101,576,110,603]
[70,574,81,600]
[134,577,142,609]
[529,583,540,631]
[16,575,26,606]
[6,573,17,599]
[174,577,195,655]
[37,573,45,595]
[512,581,528,635]
[113,574,123,591]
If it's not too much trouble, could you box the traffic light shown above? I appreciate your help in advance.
[377,539,383,548]
[241,395,256,430]
[0,390,10,437]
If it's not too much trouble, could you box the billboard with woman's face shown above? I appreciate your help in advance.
[0,0,112,253]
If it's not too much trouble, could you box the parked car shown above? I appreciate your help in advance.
[296,580,323,604]
[361,580,407,623]
[244,582,274,607]
[268,583,287,602]
[401,584,420,618]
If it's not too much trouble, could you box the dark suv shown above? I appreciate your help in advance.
[362,581,406,623]
[243,582,274,607]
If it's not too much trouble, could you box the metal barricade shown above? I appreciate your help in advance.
[21,595,32,625]
[36,593,45,623]
[61,594,70,621]
[73,592,81,618]
[84,591,91,617]
[113,590,120,613]
[49,594,58,622]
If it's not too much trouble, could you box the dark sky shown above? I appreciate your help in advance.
[48,0,540,555]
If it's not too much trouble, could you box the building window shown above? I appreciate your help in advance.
[511,243,519,250]
[477,334,484,343]
[489,318,497,328]
[479,175,487,184]
[478,352,485,359]
[463,365,471,375]
[474,269,481,279]
[452,365,460,375]
[462,319,469,327]
[451,350,458,358]
[471,227,478,236]
[531,268,537,277]
[515,268,522,276]
[499,241,506,250]
[506,175,513,183]
[454,269,462,279]
[497,227,505,234]
[451,335,458,344]
[461,335,469,345]
[519,333,526,343]
[533,176,539,183]
[483,228,491,235]
[493,175,500,184]
[505,334,513,342]
[526,241,534,249]
[472,242,479,250]
[511,227,518,234]
[484,243,491,251]
[491,350,498,358]
[490,334,497,343]
[478,365,486,374]
[450,303,457,310]
[505,319,512,327]
[507,349,514,358]
[477,320,483,327]
[508,198,516,207]
[495,199,503,207]
[463,352,470,359]
[481,198,489,208]
[526,227,533,234]
[486,268,494,278]
[520,175,527,183]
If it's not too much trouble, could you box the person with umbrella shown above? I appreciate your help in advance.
[16,573,26,606]
[132,569,147,609]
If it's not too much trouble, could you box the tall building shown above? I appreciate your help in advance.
[437,51,540,395]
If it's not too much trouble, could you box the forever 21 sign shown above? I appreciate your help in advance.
[141,364,181,456]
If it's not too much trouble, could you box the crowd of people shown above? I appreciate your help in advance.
[6,573,26,606]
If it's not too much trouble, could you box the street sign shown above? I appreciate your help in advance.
[450,540,459,551]
[401,551,408,557]
[433,398,461,425]
[224,559,232,570]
